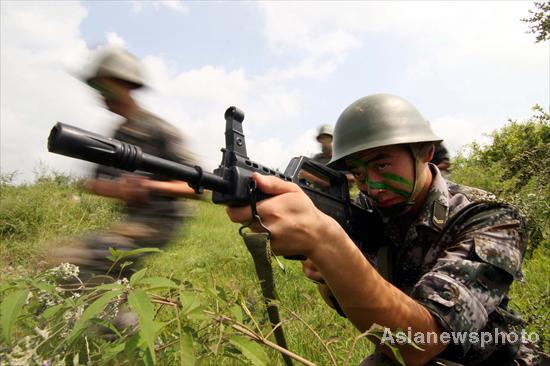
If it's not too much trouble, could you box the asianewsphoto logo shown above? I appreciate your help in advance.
[379,327,539,348]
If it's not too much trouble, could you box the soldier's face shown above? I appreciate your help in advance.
[317,134,333,154]
[346,145,415,208]
[92,78,132,114]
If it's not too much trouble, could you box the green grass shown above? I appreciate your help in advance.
[1,177,373,365]
[1,174,548,364]
[0,176,121,281]
[509,242,550,350]
[141,200,375,365]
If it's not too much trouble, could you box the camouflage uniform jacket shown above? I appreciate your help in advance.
[96,108,194,220]
[312,152,331,165]
[356,164,537,365]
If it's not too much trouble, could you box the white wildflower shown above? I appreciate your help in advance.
[47,263,80,280]
[25,291,33,305]
[34,327,50,340]
[74,305,85,320]
[115,277,130,288]
[37,290,58,307]
[5,336,42,366]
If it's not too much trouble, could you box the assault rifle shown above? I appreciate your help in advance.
[47,106,378,254]
[47,106,380,365]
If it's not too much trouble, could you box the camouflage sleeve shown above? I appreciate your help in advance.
[410,206,526,356]
[160,124,196,167]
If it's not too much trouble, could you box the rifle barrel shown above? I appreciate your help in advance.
[47,122,231,193]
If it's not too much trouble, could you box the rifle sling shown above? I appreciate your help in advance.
[241,231,294,366]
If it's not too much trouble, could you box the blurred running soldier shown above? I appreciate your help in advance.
[49,47,201,280]
[431,142,451,178]
[312,124,334,165]
[309,124,354,185]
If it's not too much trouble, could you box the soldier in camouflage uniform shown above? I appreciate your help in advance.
[49,48,201,280]
[310,124,355,184]
[431,142,451,178]
[227,94,547,365]
[312,124,334,165]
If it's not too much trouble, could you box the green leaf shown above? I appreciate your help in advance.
[128,289,157,364]
[101,342,126,364]
[228,335,269,366]
[230,305,243,324]
[120,261,134,271]
[67,289,123,344]
[120,247,163,259]
[124,332,142,357]
[32,281,56,294]
[130,268,148,286]
[188,310,207,322]
[180,292,201,316]
[42,303,65,319]
[107,247,118,262]
[95,283,126,291]
[0,283,17,293]
[134,277,179,289]
[108,247,162,264]
[0,289,29,345]
[365,325,412,366]
[205,286,219,298]
[388,344,406,366]
[143,347,155,366]
[179,330,196,366]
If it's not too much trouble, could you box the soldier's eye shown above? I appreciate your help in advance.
[352,170,365,179]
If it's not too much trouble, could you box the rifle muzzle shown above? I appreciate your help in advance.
[48,122,142,171]
[47,122,231,194]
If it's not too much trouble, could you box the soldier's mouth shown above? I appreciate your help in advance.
[377,197,401,207]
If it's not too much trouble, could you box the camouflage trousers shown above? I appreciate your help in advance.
[48,215,183,281]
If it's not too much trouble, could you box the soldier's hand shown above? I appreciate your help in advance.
[83,175,150,203]
[117,174,150,204]
[302,259,324,283]
[226,173,343,258]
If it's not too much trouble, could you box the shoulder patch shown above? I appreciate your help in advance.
[431,200,448,230]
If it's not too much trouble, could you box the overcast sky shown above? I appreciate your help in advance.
[1,1,548,183]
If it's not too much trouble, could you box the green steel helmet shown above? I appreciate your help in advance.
[86,48,144,89]
[316,124,334,141]
[328,93,442,170]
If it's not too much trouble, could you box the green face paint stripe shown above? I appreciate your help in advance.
[366,180,387,189]
[365,180,411,198]
[381,173,414,189]
[385,186,412,198]
[354,164,412,199]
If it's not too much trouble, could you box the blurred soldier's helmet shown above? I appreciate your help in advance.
[86,48,144,89]
[328,93,441,170]
[316,124,334,142]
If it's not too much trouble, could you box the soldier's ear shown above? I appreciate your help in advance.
[424,144,435,163]
[412,143,435,163]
